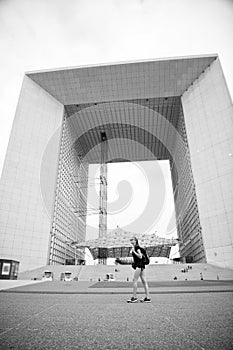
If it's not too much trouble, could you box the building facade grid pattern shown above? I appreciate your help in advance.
[1,55,232,271]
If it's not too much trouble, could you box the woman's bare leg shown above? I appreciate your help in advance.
[140,269,150,298]
[133,268,141,298]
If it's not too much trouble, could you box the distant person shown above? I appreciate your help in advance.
[127,237,151,303]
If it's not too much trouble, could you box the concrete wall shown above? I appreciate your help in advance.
[0,76,64,272]
[182,58,233,268]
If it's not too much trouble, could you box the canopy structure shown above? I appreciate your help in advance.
[72,227,178,260]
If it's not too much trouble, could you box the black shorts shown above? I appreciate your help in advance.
[132,262,145,270]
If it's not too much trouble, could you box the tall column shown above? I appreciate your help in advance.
[99,132,108,239]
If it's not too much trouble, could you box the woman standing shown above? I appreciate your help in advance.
[127,237,151,303]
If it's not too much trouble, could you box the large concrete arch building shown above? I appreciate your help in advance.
[0,54,232,272]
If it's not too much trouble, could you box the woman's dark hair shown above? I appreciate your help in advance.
[130,236,140,246]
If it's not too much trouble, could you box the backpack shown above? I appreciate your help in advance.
[140,247,150,265]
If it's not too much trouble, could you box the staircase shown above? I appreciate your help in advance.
[18,265,83,281]
[78,265,132,281]
[145,263,233,281]
[18,263,233,281]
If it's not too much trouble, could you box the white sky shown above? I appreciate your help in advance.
[0,0,232,240]
[86,160,176,240]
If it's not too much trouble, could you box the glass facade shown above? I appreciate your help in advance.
[49,112,87,265]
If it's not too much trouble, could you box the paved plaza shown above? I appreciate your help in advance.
[0,281,233,349]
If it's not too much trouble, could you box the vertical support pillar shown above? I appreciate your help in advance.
[99,132,108,239]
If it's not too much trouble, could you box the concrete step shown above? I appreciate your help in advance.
[18,265,83,281]
[18,263,233,282]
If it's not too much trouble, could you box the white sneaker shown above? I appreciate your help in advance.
[127,297,138,303]
[140,297,151,303]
